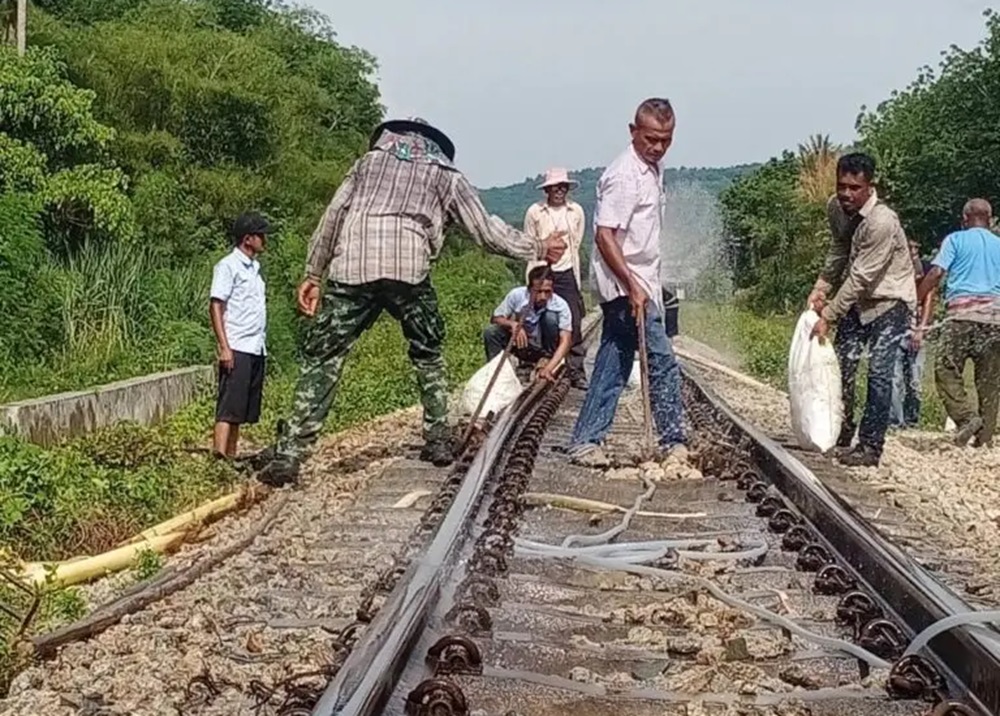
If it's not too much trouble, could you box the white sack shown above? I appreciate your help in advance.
[627,354,641,389]
[788,310,843,452]
[458,353,523,417]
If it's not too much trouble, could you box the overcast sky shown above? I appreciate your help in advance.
[311,0,991,188]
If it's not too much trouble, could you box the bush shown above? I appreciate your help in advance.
[0,194,63,368]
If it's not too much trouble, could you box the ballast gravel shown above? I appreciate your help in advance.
[0,407,425,716]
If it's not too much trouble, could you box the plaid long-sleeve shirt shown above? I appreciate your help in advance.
[305,150,546,285]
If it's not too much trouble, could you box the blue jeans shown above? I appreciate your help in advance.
[834,303,909,454]
[569,297,685,449]
[890,344,924,427]
[483,310,559,363]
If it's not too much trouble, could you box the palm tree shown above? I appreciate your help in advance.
[796,134,842,206]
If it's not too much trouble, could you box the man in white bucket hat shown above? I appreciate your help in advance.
[523,167,588,389]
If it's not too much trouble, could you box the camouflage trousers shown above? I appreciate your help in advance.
[276,279,449,460]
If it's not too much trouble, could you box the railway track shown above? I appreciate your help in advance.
[4,319,998,716]
[306,320,999,716]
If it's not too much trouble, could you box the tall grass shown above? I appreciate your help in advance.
[0,241,215,402]
[59,242,154,363]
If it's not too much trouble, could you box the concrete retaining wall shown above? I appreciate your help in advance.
[0,365,214,447]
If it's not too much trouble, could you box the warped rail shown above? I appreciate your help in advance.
[308,319,998,716]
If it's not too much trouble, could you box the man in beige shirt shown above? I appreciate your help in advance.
[808,152,916,467]
[523,168,588,388]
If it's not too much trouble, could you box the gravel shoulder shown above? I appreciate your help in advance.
[1,405,432,716]
[674,335,1000,607]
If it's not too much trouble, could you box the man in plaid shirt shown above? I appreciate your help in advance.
[259,117,567,487]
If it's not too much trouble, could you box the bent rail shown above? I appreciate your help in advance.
[683,364,1000,716]
[312,315,601,715]
[311,319,998,716]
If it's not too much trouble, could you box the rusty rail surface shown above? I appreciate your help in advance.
[308,322,997,716]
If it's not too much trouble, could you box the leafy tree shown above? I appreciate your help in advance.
[857,9,1000,247]
[0,0,384,400]
[719,153,827,313]
[0,194,63,365]
[0,46,135,254]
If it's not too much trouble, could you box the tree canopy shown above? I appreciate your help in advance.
[719,10,1000,314]
[857,8,1000,246]
[0,0,384,397]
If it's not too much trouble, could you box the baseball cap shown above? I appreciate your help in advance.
[231,212,273,240]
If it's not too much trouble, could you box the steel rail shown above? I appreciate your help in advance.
[312,318,601,716]
[682,363,1000,716]
[313,313,999,716]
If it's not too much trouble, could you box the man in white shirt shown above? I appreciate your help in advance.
[523,168,588,389]
[210,212,270,460]
[484,265,573,383]
[566,98,686,466]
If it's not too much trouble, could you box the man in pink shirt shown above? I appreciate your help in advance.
[566,98,686,466]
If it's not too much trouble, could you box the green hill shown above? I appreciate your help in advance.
[479,164,758,232]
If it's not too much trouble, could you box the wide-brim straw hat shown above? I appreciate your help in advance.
[537,167,578,189]
[369,116,456,161]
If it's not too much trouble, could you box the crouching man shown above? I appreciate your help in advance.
[484,265,573,382]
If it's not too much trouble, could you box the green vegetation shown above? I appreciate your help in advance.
[857,8,1000,245]
[0,0,522,663]
[1,0,380,402]
[719,137,840,316]
[1,0,386,559]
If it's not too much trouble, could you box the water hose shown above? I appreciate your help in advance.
[515,466,892,668]
[902,610,1000,658]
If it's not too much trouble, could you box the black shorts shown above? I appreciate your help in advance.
[215,351,265,425]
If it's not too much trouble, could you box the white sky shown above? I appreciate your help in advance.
[310,0,991,187]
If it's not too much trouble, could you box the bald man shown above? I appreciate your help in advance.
[918,199,1000,447]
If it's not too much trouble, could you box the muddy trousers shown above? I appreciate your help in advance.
[834,302,908,455]
[551,269,586,378]
[934,319,1000,445]
[276,279,448,460]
